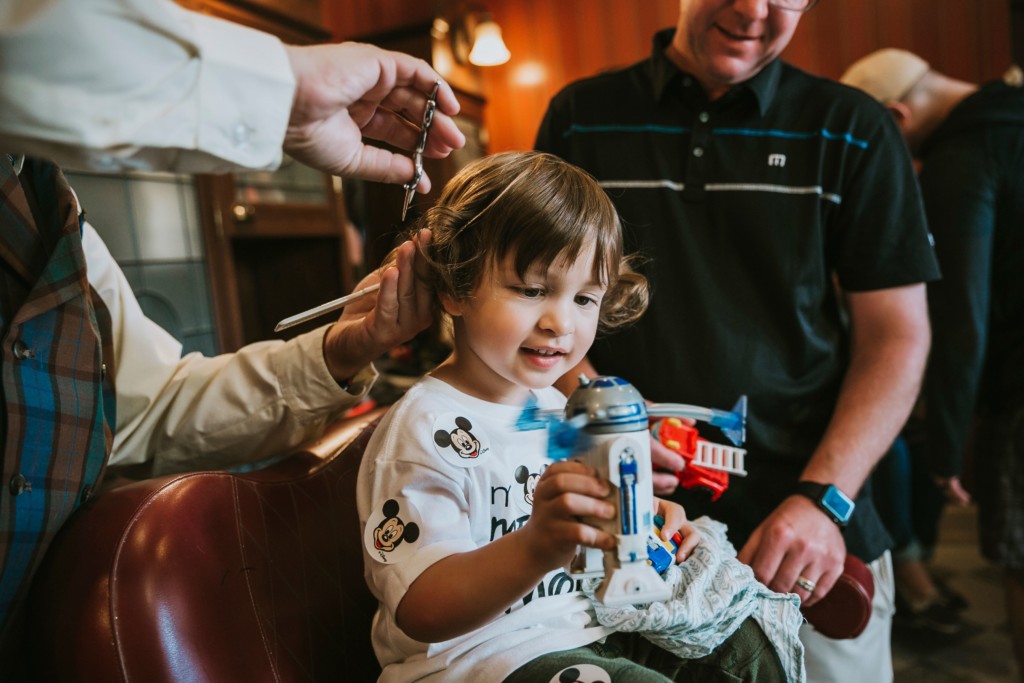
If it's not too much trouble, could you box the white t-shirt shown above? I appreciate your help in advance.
[357,376,612,683]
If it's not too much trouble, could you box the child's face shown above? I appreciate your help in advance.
[443,245,607,404]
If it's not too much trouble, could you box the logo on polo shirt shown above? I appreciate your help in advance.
[768,153,787,167]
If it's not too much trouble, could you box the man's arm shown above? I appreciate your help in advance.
[738,283,930,606]
[0,0,463,182]
[84,222,429,475]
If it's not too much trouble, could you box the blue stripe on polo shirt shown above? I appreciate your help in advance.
[563,123,689,137]
[563,123,869,149]
[713,127,869,149]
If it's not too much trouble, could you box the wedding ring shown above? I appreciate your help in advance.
[796,575,816,592]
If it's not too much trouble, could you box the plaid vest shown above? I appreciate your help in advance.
[0,156,116,649]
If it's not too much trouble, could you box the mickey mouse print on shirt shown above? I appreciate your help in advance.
[511,463,545,515]
[364,497,422,565]
[432,413,491,469]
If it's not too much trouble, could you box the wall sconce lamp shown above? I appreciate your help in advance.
[452,8,510,67]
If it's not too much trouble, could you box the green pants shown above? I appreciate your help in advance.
[502,617,786,683]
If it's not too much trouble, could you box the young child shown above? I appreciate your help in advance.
[357,151,787,682]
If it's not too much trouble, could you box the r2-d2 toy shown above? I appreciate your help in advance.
[564,376,671,607]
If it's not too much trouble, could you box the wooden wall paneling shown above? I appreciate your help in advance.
[180,0,328,42]
[320,1,1014,153]
[324,0,433,41]
[482,0,678,152]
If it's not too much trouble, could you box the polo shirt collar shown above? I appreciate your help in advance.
[648,28,783,116]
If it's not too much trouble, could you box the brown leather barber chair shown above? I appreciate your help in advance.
[27,408,386,682]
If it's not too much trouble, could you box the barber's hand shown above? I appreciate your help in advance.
[738,495,845,607]
[283,42,465,188]
[322,229,434,382]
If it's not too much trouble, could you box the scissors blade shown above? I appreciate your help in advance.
[401,185,416,221]
[273,283,381,332]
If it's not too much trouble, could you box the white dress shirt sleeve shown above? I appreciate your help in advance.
[82,222,376,474]
[0,0,295,174]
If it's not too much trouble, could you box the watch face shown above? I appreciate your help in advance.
[821,486,855,523]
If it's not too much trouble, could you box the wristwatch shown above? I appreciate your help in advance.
[795,481,855,528]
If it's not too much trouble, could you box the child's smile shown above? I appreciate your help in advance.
[521,344,567,369]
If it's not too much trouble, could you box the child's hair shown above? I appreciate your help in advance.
[408,151,648,333]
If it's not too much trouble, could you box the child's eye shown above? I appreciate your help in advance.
[516,286,544,299]
[575,294,599,307]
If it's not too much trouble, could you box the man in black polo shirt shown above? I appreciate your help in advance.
[536,1,939,681]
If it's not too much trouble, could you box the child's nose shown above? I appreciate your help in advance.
[539,301,575,336]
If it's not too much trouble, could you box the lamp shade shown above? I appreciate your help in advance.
[467,19,510,66]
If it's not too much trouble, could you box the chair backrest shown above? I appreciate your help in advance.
[28,408,386,682]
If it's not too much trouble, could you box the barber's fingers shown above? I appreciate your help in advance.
[368,48,461,117]
[392,238,434,330]
[358,105,464,158]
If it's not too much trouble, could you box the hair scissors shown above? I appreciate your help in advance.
[401,80,440,221]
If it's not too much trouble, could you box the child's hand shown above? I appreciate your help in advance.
[654,497,701,563]
[522,460,616,572]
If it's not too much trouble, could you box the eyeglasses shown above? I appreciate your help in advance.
[401,80,440,221]
[768,0,819,12]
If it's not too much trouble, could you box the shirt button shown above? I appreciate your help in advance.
[80,484,94,504]
[9,474,31,496]
[12,340,34,360]
[233,123,251,147]
[692,147,704,157]
[698,111,710,123]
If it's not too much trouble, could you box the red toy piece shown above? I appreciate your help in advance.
[650,417,746,501]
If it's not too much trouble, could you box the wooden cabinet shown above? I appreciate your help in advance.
[196,160,356,351]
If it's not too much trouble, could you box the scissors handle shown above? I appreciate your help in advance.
[401,80,441,221]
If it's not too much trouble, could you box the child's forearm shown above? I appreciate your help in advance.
[395,531,554,643]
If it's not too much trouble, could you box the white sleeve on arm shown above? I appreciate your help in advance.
[0,0,295,173]
[82,223,376,474]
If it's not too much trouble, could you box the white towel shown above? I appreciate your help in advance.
[585,516,806,683]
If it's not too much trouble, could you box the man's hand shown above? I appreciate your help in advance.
[935,474,971,506]
[283,42,465,187]
[650,436,685,495]
[322,229,434,382]
[738,495,846,607]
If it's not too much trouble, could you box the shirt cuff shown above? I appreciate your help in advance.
[272,325,379,418]
[192,10,295,171]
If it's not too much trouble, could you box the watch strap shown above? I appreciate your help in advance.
[795,480,854,527]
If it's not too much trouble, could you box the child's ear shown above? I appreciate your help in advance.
[439,293,464,317]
